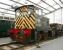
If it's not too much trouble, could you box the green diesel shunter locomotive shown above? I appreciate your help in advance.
[9,5,49,43]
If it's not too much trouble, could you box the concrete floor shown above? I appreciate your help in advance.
[0,37,63,50]
[0,37,12,45]
[30,36,63,50]
[0,37,24,50]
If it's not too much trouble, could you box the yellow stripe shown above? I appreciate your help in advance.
[29,17,35,28]
[24,16,32,29]
[21,19,25,27]
[15,14,35,29]
[26,16,34,28]
[16,17,23,28]
[23,19,29,28]
[16,17,20,24]
[19,21,24,29]
[31,15,35,20]
[19,18,23,24]
[29,15,35,28]
[19,24,24,29]
[29,17,35,24]
[15,17,21,28]
[22,24,25,29]
[17,17,28,29]
[21,21,27,28]
[24,16,35,29]
[15,18,18,23]
[23,21,28,28]
[23,17,32,29]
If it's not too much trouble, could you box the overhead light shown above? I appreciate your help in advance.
[36,9,42,15]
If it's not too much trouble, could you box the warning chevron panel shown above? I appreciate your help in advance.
[15,14,35,29]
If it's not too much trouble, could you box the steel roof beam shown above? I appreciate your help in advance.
[59,0,63,4]
[0,11,15,15]
[53,0,61,7]
[41,0,56,10]
[0,2,11,6]
[10,0,24,5]
[0,7,14,12]
[0,2,15,10]
[27,0,50,12]
[44,7,63,15]
[11,0,46,14]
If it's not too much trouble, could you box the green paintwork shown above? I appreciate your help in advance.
[0,20,15,37]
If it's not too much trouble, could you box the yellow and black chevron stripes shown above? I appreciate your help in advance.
[15,17,30,29]
[23,17,32,29]
[24,16,33,28]
[23,21,28,28]
[19,20,28,29]
[30,14,35,20]
[29,17,35,28]
[15,17,23,24]
[15,15,35,29]
[23,19,29,28]
[15,17,22,28]
[24,15,35,29]
[29,17,35,24]
[15,17,20,24]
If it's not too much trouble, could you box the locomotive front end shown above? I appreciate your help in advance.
[9,5,49,43]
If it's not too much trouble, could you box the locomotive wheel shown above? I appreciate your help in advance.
[37,33,42,41]
[15,35,25,43]
[37,32,47,41]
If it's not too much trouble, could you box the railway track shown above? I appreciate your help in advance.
[0,42,24,50]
